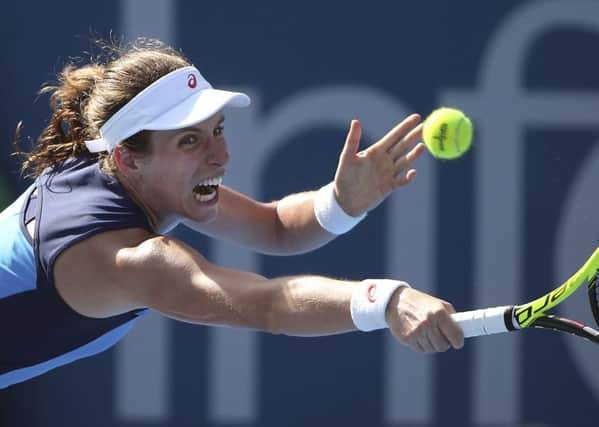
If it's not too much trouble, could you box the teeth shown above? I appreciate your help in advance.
[194,191,217,202]
[198,176,223,187]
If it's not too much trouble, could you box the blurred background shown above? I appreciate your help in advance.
[1,0,599,426]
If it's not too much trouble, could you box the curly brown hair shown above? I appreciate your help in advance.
[16,38,191,177]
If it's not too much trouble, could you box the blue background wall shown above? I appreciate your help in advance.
[1,1,599,426]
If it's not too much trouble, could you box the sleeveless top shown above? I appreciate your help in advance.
[0,156,152,388]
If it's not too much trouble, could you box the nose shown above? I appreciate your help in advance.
[207,137,229,167]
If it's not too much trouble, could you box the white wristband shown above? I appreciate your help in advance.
[350,279,411,332]
[313,182,366,235]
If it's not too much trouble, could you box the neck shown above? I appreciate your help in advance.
[115,170,162,232]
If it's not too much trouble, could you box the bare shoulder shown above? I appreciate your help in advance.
[54,224,273,328]
[53,228,182,318]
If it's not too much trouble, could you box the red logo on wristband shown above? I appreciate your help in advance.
[367,284,377,303]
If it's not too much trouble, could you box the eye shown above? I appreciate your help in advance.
[179,134,199,146]
[214,125,224,137]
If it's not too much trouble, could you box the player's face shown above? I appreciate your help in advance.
[135,112,229,224]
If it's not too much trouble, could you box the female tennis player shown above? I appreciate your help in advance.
[0,39,463,389]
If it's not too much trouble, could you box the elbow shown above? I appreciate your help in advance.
[214,278,288,335]
[270,203,299,256]
[261,278,299,336]
[261,291,285,335]
[269,204,321,256]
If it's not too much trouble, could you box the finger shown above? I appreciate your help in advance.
[339,120,362,162]
[394,142,426,171]
[389,123,423,161]
[374,114,421,152]
[408,338,425,353]
[392,169,417,188]
[394,329,425,353]
[417,334,435,353]
[391,144,426,188]
[427,327,451,352]
[413,342,426,353]
[443,301,457,314]
[438,313,465,349]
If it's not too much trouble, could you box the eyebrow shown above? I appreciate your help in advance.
[174,114,225,135]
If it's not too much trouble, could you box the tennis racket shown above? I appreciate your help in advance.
[450,247,599,343]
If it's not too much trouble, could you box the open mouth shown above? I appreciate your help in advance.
[192,176,222,202]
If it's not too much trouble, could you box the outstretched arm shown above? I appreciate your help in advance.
[54,228,463,352]
[186,113,425,254]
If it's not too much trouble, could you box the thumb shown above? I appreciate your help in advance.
[340,119,362,162]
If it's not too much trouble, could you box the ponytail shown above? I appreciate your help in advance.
[18,64,104,177]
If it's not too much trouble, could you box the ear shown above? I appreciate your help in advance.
[113,146,142,175]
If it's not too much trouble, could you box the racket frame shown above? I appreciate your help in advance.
[452,248,599,342]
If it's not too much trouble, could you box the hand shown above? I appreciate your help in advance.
[333,114,426,217]
[385,287,464,353]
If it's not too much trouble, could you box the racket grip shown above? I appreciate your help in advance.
[450,306,514,338]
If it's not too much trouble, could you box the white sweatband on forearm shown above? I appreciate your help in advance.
[350,279,411,332]
[313,182,366,235]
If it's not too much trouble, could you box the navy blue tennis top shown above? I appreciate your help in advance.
[0,156,152,388]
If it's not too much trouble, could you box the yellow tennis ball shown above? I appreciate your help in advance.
[422,107,473,160]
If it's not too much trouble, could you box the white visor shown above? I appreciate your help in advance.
[85,66,250,153]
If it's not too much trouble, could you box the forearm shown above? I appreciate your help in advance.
[273,191,337,254]
[274,182,368,254]
[265,275,358,336]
